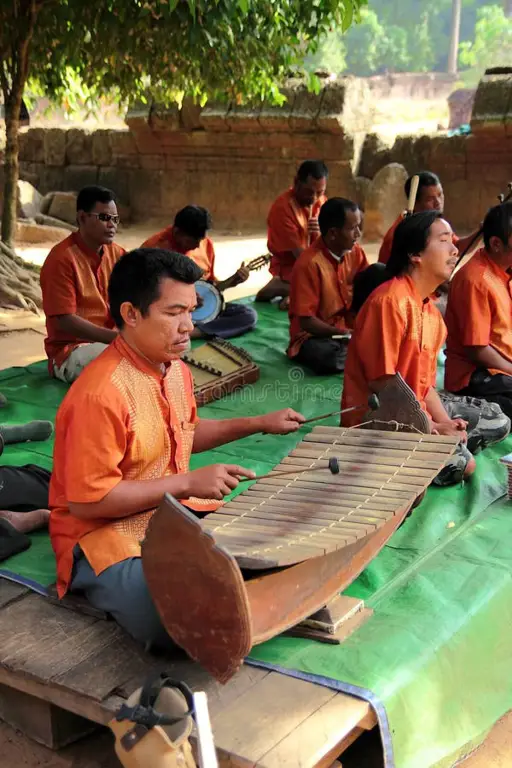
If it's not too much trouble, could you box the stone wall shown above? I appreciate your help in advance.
[358,70,512,233]
[17,77,374,229]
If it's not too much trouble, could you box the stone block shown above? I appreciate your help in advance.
[180,98,203,131]
[227,103,263,133]
[18,128,45,163]
[199,102,231,132]
[358,133,392,179]
[150,104,180,132]
[40,192,55,215]
[48,191,78,225]
[65,129,93,165]
[353,176,371,211]
[98,167,131,205]
[111,154,140,169]
[125,101,151,132]
[63,164,99,192]
[364,163,408,240]
[110,131,138,156]
[128,169,164,217]
[17,179,43,219]
[92,130,113,166]
[131,128,163,155]
[38,166,66,195]
[140,154,165,170]
[43,128,66,166]
[327,162,356,200]
[16,220,67,245]
[471,70,512,134]
[19,162,41,188]
[289,84,322,132]
[259,87,295,132]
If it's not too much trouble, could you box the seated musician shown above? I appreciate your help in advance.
[142,205,257,339]
[445,202,512,420]
[256,160,328,309]
[40,186,125,383]
[287,197,368,375]
[378,171,479,266]
[342,211,510,487]
[49,248,304,649]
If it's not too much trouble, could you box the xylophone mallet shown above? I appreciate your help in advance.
[301,393,380,426]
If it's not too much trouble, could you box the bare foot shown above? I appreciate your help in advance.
[278,296,290,311]
[0,509,50,534]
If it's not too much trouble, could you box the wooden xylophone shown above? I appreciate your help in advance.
[182,339,259,406]
[142,425,459,682]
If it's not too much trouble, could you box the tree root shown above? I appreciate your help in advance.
[0,242,42,312]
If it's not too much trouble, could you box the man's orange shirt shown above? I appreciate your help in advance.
[287,238,369,358]
[378,214,460,265]
[341,275,446,426]
[445,248,512,391]
[267,189,327,282]
[49,335,220,598]
[142,226,216,281]
[40,233,125,371]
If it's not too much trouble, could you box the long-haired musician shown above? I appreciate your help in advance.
[142,205,257,339]
[378,171,480,266]
[49,248,304,651]
[255,159,328,309]
[445,202,512,420]
[342,212,510,486]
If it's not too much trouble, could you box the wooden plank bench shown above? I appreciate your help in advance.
[0,582,376,766]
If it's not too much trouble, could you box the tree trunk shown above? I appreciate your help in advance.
[1,94,22,247]
[504,0,512,18]
[447,0,462,75]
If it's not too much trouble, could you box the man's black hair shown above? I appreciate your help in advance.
[76,185,116,213]
[318,197,358,237]
[387,211,444,277]
[108,248,203,328]
[173,205,212,239]
[483,201,512,251]
[404,171,441,199]
[296,160,329,183]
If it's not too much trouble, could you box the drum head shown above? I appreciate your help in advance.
[192,281,224,323]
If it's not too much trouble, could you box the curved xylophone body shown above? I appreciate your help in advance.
[142,426,458,682]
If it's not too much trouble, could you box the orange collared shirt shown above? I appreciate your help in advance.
[40,232,125,371]
[341,275,446,426]
[142,225,216,281]
[287,238,369,358]
[378,214,460,265]
[267,188,327,282]
[445,248,512,391]
[49,335,220,597]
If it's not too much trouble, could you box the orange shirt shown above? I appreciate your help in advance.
[267,188,327,282]
[445,248,512,391]
[142,225,216,281]
[379,214,460,265]
[40,233,125,371]
[341,275,446,427]
[287,238,369,358]
[49,335,220,597]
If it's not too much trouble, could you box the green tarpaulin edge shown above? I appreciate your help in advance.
[1,301,511,767]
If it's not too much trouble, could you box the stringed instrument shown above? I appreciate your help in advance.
[193,253,270,323]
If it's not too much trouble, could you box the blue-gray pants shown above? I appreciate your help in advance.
[197,302,257,339]
[71,548,174,651]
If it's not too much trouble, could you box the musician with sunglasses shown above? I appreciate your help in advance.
[40,186,125,383]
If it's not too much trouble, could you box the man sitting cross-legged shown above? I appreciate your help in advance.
[287,197,368,375]
[342,212,510,487]
[40,185,125,383]
[445,202,512,421]
[49,248,304,650]
[143,205,257,339]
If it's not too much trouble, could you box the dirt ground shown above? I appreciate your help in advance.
[0,226,510,767]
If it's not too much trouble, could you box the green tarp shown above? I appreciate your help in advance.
[1,301,511,767]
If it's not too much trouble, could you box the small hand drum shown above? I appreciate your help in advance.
[192,281,225,324]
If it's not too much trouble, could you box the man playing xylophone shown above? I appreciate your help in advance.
[342,212,510,486]
[256,159,328,309]
[49,248,304,650]
[143,205,257,338]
